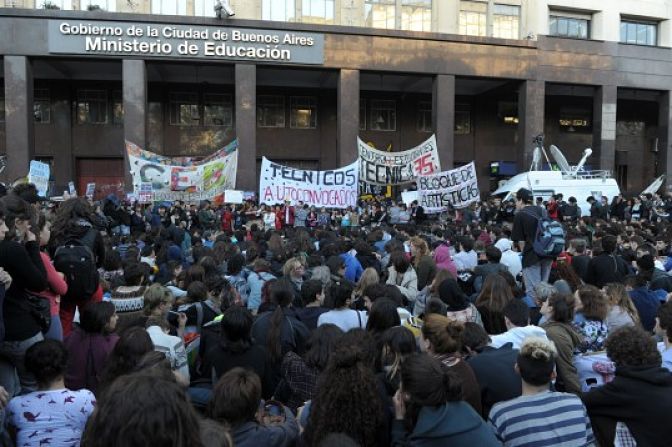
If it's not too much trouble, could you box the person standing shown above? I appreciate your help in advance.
[511,188,553,301]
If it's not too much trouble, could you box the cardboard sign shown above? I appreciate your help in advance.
[259,157,359,209]
[358,135,441,185]
[417,162,480,212]
[28,160,50,197]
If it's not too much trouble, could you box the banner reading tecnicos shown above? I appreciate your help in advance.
[417,162,480,212]
[259,157,359,209]
[358,135,441,185]
[126,140,238,203]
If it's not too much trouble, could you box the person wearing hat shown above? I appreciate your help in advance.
[511,188,554,302]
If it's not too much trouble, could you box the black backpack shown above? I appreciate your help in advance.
[54,229,99,303]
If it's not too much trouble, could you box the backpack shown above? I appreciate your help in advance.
[523,207,566,258]
[54,229,100,303]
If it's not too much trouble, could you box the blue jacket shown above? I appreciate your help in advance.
[629,287,664,332]
[391,402,501,447]
[340,252,363,283]
[247,271,276,312]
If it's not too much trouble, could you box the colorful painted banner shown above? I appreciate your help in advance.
[417,162,480,212]
[357,134,441,185]
[126,140,238,203]
[259,157,359,209]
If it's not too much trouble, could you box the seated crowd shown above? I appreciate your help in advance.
[0,184,670,446]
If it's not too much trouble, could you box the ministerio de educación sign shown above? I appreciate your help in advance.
[48,20,324,65]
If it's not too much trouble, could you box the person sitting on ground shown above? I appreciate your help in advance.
[295,279,328,330]
[585,234,629,288]
[604,282,641,332]
[391,353,500,446]
[386,251,418,306]
[81,372,203,447]
[97,327,154,396]
[494,237,522,280]
[473,246,508,293]
[63,301,119,394]
[109,262,147,333]
[421,314,482,414]
[573,285,610,354]
[439,277,483,326]
[318,281,368,331]
[453,236,478,272]
[6,340,96,447]
[489,299,547,350]
[488,337,595,446]
[624,273,662,332]
[582,326,672,447]
[540,293,582,395]
[656,301,672,371]
[145,316,189,383]
[210,367,299,447]
[474,274,514,335]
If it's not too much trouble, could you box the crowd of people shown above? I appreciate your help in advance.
[0,182,669,446]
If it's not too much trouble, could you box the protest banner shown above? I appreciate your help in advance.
[358,134,441,186]
[28,160,50,197]
[259,157,359,209]
[126,140,238,203]
[417,162,480,212]
[68,181,77,197]
[224,190,244,204]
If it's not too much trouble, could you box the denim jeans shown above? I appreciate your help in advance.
[522,259,553,301]
[45,314,63,342]
[0,332,44,393]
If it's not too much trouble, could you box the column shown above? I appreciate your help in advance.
[658,91,672,186]
[433,74,455,169]
[337,69,360,166]
[122,59,147,191]
[593,85,617,173]
[517,80,545,171]
[4,56,34,183]
[235,64,256,192]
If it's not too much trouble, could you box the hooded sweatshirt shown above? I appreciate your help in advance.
[543,321,582,394]
[494,238,522,279]
[582,365,672,447]
[391,402,500,447]
[433,244,458,278]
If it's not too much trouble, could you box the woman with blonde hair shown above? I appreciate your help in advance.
[604,282,640,332]
[421,314,482,414]
[409,236,436,291]
[282,257,305,306]
[474,274,514,335]
[354,267,379,303]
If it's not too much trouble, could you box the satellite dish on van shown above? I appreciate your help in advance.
[574,148,593,173]
[549,145,572,173]
[641,175,665,196]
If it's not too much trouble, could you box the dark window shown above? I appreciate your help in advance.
[169,92,199,126]
[257,95,285,128]
[290,96,317,129]
[112,90,123,125]
[204,94,233,127]
[417,101,432,132]
[370,99,396,131]
[359,99,366,130]
[34,88,51,124]
[455,109,471,134]
[76,90,108,124]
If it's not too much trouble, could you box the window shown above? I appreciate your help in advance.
[151,0,186,15]
[302,0,335,24]
[365,0,396,30]
[262,0,296,22]
[80,0,115,11]
[0,95,5,123]
[498,101,518,125]
[194,0,217,17]
[455,109,471,134]
[33,89,51,124]
[417,101,432,132]
[112,91,123,125]
[204,94,233,127]
[493,4,520,39]
[559,109,591,132]
[359,100,366,130]
[620,20,657,46]
[370,99,396,131]
[459,1,487,36]
[257,96,286,128]
[549,15,590,39]
[76,90,107,124]
[401,0,432,32]
[169,92,199,126]
[37,0,72,9]
[290,96,317,129]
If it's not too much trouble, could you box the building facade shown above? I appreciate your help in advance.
[1,1,672,196]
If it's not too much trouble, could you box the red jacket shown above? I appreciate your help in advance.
[284,206,295,226]
[221,209,233,233]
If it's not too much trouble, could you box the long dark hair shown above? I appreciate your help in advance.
[219,306,253,354]
[98,327,154,394]
[304,345,386,447]
[79,301,116,335]
[50,197,95,247]
[266,279,295,362]
[400,353,462,431]
[304,324,343,371]
[81,373,203,447]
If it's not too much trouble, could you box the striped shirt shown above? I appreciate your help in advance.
[488,391,595,447]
